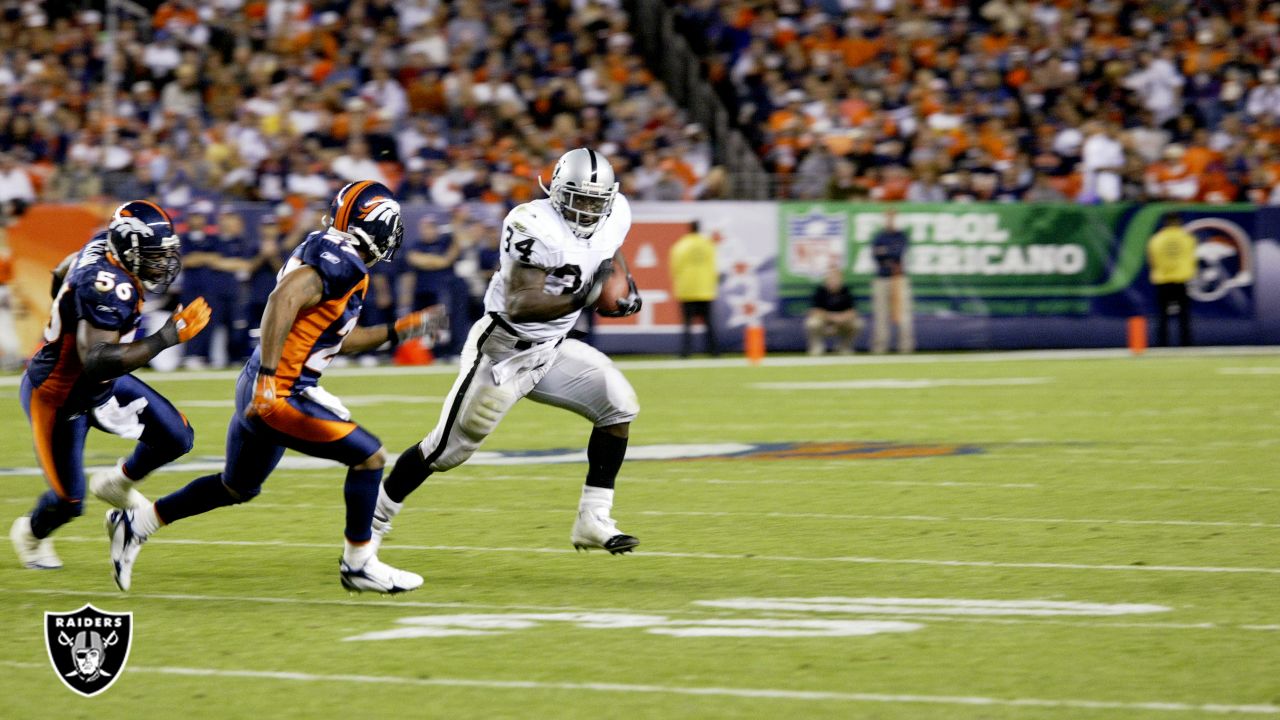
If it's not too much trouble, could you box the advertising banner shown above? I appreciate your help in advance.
[777,202,1269,347]
[4,200,1276,356]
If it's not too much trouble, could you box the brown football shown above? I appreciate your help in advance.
[594,266,633,314]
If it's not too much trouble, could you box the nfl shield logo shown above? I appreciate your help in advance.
[44,604,133,697]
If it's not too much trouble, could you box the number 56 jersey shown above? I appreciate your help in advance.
[483,193,631,343]
[26,232,144,411]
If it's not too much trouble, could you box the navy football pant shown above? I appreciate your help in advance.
[155,368,383,541]
[22,373,195,539]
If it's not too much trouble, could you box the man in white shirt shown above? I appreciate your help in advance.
[1080,121,1125,202]
[0,153,35,213]
[331,139,390,186]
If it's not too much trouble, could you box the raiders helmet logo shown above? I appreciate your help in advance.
[45,604,133,697]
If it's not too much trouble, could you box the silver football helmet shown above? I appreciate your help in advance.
[539,148,619,238]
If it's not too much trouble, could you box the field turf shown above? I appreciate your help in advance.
[1,349,1277,718]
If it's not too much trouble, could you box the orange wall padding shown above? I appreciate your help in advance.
[8,203,114,354]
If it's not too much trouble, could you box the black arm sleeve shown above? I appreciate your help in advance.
[82,325,180,382]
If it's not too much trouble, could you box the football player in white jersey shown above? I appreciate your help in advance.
[376,147,645,554]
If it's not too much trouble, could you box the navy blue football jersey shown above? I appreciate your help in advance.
[26,233,145,410]
[245,230,369,394]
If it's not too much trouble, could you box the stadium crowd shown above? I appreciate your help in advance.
[0,0,719,226]
[671,0,1280,203]
[4,2,1280,210]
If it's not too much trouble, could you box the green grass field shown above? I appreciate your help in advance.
[1,349,1278,718]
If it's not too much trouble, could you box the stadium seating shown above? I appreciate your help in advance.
[0,0,716,220]
[668,0,1280,203]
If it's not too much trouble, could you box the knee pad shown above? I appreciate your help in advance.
[596,386,640,428]
[458,385,514,439]
[64,498,86,519]
[429,442,479,473]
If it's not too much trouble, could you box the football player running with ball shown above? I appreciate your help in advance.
[105,181,442,593]
[10,201,209,570]
[376,147,644,555]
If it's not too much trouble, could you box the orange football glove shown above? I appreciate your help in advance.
[246,370,278,419]
[392,305,447,346]
[172,297,211,343]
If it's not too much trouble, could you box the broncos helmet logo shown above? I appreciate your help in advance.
[357,196,401,224]
[108,215,155,244]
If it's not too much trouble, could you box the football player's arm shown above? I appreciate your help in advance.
[183,251,218,268]
[256,265,324,375]
[213,256,255,273]
[342,306,447,354]
[506,261,612,323]
[50,253,76,298]
[406,241,459,270]
[77,301,211,382]
[248,265,324,417]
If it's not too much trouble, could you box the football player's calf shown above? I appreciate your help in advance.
[569,422,638,554]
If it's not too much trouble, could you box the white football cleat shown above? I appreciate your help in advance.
[571,506,639,555]
[106,509,147,591]
[90,460,150,509]
[10,516,62,569]
[339,556,423,594]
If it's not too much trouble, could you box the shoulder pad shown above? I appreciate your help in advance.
[298,232,367,298]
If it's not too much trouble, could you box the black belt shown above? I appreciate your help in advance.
[488,312,549,351]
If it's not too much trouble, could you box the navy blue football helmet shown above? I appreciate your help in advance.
[327,181,404,263]
[107,200,181,292]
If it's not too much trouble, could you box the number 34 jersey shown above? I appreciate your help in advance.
[483,193,631,342]
[26,232,145,411]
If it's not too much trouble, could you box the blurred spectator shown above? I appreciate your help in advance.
[1080,122,1126,203]
[405,214,466,358]
[870,208,914,354]
[0,220,21,370]
[245,213,287,349]
[0,153,35,218]
[1147,214,1197,347]
[359,230,405,365]
[805,267,862,356]
[332,138,390,186]
[669,220,719,358]
[178,202,250,368]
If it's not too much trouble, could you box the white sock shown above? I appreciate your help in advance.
[131,504,161,537]
[376,483,403,518]
[579,486,614,511]
[343,539,376,568]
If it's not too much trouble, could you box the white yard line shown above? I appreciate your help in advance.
[9,588,1275,634]
[179,395,445,408]
[3,346,1277,387]
[0,660,1273,713]
[751,377,1051,390]
[183,501,1280,531]
[46,536,1280,575]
